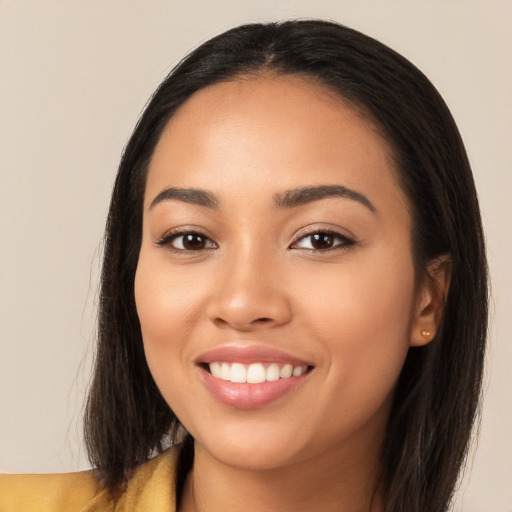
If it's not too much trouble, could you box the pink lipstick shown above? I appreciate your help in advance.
[197,344,313,409]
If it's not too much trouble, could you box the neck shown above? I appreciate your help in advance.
[179,439,384,512]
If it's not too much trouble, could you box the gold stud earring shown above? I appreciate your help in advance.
[421,330,432,340]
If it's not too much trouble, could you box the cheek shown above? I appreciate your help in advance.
[301,251,416,332]
[135,249,208,331]
[298,253,416,402]
[134,253,205,385]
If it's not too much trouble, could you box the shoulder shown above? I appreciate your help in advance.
[0,448,180,512]
[0,468,106,512]
[113,447,179,510]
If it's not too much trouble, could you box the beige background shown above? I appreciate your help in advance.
[1,1,510,511]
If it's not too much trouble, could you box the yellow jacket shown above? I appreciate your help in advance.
[0,449,178,511]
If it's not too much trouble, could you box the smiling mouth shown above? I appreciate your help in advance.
[203,362,313,384]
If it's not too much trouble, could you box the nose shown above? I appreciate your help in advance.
[206,249,292,332]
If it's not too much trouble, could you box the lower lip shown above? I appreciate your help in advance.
[199,367,310,409]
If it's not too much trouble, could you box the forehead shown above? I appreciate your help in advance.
[145,75,407,216]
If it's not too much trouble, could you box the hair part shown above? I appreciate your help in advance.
[84,20,488,512]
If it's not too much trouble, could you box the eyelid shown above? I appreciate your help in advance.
[155,226,218,252]
[289,226,356,251]
[154,225,355,253]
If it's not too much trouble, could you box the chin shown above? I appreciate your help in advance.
[199,438,301,472]
[189,418,312,471]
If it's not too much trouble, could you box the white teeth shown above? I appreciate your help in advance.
[266,363,280,382]
[292,365,307,377]
[220,362,231,380]
[208,361,309,383]
[246,363,266,384]
[210,362,221,378]
[280,364,293,379]
[230,363,246,383]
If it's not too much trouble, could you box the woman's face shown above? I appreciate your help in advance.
[135,75,430,471]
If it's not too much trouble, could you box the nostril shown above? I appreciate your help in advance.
[213,318,229,327]
[254,317,272,323]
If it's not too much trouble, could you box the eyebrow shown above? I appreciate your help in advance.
[273,185,376,212]
[149,187,219,210]
[149,184,375,213]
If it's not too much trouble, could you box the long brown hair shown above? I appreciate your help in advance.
[84,20,488,512]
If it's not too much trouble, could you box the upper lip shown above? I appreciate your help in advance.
[196,343,312,366]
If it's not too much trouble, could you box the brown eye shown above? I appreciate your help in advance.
[181,234,207,250]
[158,232,217,252]
[292,231,355,252]
[310,233,335,250]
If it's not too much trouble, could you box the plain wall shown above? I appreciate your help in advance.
[1,1,510,511]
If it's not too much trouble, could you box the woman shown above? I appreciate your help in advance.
[0,19,487,512]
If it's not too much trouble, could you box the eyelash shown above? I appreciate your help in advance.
[156,230,217,254]
[290,229,356,252]
[156,228,355,254]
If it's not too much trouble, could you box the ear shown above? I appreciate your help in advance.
[410,254,452,347]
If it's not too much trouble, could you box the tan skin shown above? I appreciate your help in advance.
[134,75,449,512]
